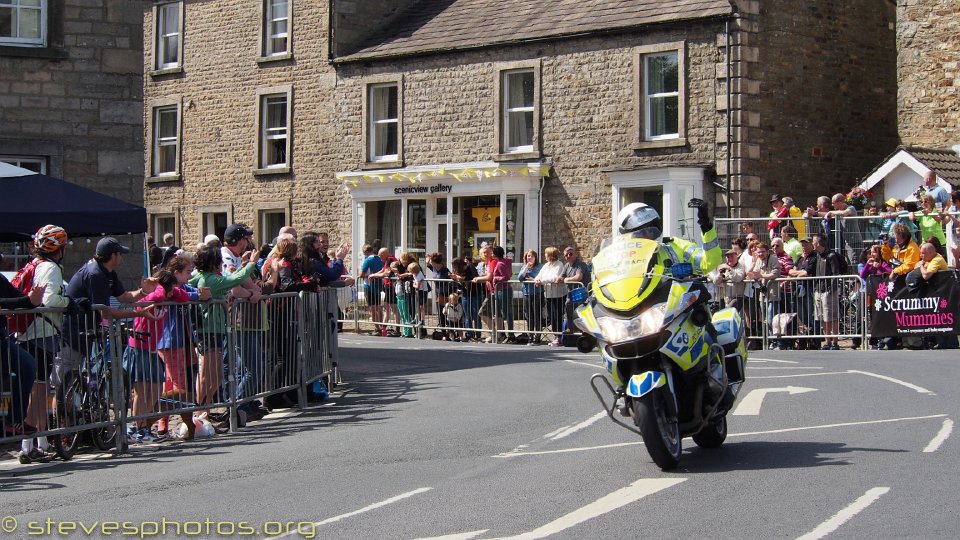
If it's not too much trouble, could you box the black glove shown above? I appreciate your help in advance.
[687,198,711,230]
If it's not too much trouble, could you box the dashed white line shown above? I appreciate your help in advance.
[749,357,800,364]
[563,359,604,369]
[796,487,890,540]
[490,478,687,540]
[265,488,432,538]
[548,412,607,440]
[923,418,954,453]
[846,370,936,395]
[494,414,947,458]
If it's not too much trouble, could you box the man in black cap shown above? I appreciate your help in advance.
[768,194,787,240]
[221,224,254,276]
[60,238,160,387]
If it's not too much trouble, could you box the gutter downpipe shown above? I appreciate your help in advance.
[725,16,733,219]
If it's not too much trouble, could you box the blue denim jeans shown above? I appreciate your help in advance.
[235,330,264,402]
[461,295,481,338]
[1,335,37,426]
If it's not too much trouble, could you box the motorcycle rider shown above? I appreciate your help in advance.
[615,198,722,275]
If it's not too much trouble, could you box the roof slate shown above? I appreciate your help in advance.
[906,147,960,185]
[338,0,736,61]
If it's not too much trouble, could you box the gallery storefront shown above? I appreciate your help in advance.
[338,161,550,271]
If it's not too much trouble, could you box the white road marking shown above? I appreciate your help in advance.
[549,412,607,440]
[750,371,850,379]
[796,487,890,540]
[846,369,935,395]
[750,366,824,370]
[542,426,569,439]
[749,357,800,364]
[489,478,686,540]
[416,531,489,540]
[494,414,947,458]
[923,418,954,453]
[732,386,818,416]
[265,488,432,538]
[563,359,604,369]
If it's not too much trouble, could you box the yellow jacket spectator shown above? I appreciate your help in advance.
[881,223,920,276]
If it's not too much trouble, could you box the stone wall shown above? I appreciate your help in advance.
[736,0,898,216]
[897,0,960,148]
[0,0,145,283]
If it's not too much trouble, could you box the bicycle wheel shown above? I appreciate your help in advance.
[51,379,84,461]
[89,378,118,451]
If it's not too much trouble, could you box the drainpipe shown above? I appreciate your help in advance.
[725,16,733,219]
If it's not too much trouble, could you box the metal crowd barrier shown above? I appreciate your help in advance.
[338,277,585,344]
[713,274,867,351]
[1,289,337,454]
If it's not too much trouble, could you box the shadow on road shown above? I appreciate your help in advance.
[678,440,909,473]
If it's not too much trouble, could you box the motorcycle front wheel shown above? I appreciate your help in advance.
[634,389,682,470]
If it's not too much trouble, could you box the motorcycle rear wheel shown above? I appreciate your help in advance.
[692,415,727,449]
[634,389,682,470]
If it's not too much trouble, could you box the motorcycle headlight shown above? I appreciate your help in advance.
[596,302,666,344]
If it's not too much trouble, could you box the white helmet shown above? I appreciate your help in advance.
[617,203,662,239]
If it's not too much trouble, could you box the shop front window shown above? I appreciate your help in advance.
[406,199,426,259]
[364,200,401,254]
[505,195,524,262]
[456,196,500,258]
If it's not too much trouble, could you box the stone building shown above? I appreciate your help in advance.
[0,0,145,274]
[141,0,897,271]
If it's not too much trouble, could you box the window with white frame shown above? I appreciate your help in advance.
[502,69,535,153]
[0,155,46,174]
[260,93,289,168]
[151,213,177,244]
[152,105,180,176]
[263,0,289,56]
[154,2,182,70]
[643,51,679,140]
[368,83,398,162]
[258,210,286,244]
[201,212,228,242]
[0,0,46,47]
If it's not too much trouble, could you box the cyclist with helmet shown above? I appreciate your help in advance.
[616,198,722,275]
[15,225,71,464]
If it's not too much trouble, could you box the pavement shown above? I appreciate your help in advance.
[0,335,957,539]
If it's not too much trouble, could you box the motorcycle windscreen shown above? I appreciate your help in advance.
[590,234,659,310]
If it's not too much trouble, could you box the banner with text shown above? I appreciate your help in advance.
[869,271,960,337]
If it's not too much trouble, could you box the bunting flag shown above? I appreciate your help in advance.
[337,163,551,190]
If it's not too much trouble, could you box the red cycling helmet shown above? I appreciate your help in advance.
[34,224,68,254]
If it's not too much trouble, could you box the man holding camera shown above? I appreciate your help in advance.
[710,249,746,311]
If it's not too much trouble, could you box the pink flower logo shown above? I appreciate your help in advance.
[876,282,888,299]
[940,299,949,310]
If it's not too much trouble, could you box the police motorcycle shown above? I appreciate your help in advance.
[575,201,747,470]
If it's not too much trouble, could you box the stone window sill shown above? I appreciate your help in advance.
[360,160,403,171]
[149,66,184,78]
[254,166,291,177]
[633,138,687,151]
[0,45,68,59]
[495,151,541,162]
[257,53,293,65]
[146,174,181,184]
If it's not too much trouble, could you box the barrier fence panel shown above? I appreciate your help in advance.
[711,274,867,351]
[1,290,337,455]
[336,278,585,345]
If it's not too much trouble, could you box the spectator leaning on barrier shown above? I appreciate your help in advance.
[746,242,782,349]
[1,263,42,446]
[710,249,746,311]
[360,244,384,335]
[559,246,592,337]
[450,256,480,341]
[17,225,70,461]
[860,244,892,279]
[518,249,544,344]
[915,242,948,281]
[788,237,819,350]
[534,246,567,346]
[783,196,807,240]
[811,234,842,350]
[881,222,921,277]
[780,225,803,264]
[427,252,452,337]
[221,224,264,421]
[909,195,947,258]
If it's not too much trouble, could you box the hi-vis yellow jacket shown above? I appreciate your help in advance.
[658,224,723,275]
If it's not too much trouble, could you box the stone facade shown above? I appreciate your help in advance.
[0,0,145,279]
[897,0,960,148]
[142,0,899,263]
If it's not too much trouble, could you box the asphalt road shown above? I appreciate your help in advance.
[1,336,957,539]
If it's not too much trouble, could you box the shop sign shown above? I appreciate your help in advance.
[393,184,453,196]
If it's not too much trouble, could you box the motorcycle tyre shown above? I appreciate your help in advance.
[692,415,727,449]
[634,390,682,470]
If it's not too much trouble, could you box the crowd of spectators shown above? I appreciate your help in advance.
[2,223,351,464]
